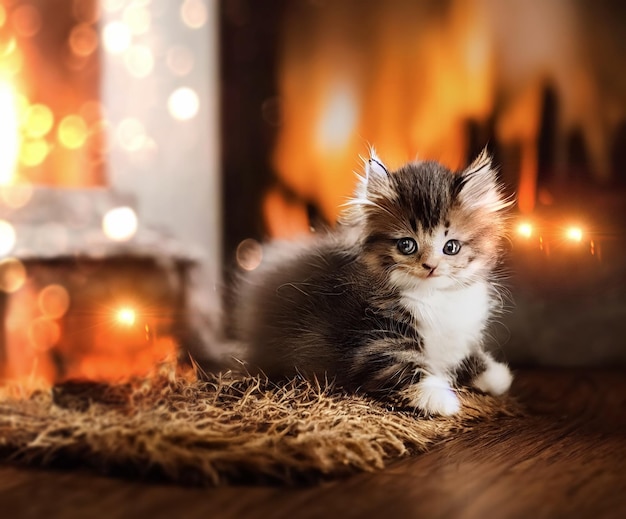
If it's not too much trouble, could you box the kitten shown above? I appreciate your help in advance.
[234,149,513,416]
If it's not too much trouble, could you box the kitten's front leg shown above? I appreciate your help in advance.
[401,374,461,416]
[471,353,513,396]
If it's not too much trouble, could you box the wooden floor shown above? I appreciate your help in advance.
[2,368,625,519]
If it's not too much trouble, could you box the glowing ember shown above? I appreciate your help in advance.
[168,87,199,120]
[0,81,20,184]
[517,222,533,238]
[566,226,583,242]
[116,307,136,326]
[102,206,138,241]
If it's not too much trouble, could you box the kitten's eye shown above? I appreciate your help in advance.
[397,238,418,255]
[443,239,462,255]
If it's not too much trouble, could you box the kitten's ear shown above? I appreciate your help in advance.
[455,149,509,213]
[365,148,389,181]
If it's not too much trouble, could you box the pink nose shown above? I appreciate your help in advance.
[422,262,438,272]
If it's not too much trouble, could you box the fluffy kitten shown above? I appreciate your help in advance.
[234,150,513,416]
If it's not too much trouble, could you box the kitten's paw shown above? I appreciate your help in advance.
[405,375,461,416]
[472,361,513,396]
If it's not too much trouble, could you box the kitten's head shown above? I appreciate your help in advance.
[342,149,511,291]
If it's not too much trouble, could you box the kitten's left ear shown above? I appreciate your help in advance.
[365,148,389,181]
[455,149,509,213]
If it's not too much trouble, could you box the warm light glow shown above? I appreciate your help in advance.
[181,0,208,29]
[28,317,61,352]
[236,239,263,271]
[24,104,54,138]
[0,182,33,209]
[168,87,199,120]
[316,82,358,152]
[166,45,194,76]
[116,307,136,326]
[12,4,42,38]
[19,138,49,167]
[38,284,71,319]
[123,4,151,35]
[58,115,88,149]
[566,226,583,242]
[0,220,16,256]
[0,5,6,27]
[123,45,154,78]
[102,21,131,55]
[0,257,26,293]
[0,81,20,184]
[115,117,147,151]
[517,222,533,238]
[69,23,99,57]
[102,206,138,241]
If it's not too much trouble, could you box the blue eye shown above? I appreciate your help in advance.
[443,239,462,255]
[397,237,418,255]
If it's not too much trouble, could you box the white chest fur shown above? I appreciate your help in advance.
[401,282,491,372]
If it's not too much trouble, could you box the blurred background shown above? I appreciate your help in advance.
[222,0,626,367]
[0,0,625,385]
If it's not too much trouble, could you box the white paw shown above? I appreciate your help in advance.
[472,361,513,396]
[408,375,461,416]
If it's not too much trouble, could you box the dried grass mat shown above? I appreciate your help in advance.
[0,371,519,486]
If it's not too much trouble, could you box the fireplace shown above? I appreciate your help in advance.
[0,0,220,385]
[221,0,626,366]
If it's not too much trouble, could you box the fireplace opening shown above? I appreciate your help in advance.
[221,0,626,366]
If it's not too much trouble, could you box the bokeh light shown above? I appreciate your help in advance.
[115,117,147,151]
[12,4,42,38]
[38,284,71,319]
[73,0,101,24]
[123,4,151,35]
[123,44,154,78]
[102,0,126,13]
[166,45,194,76]
[102,20,131,55]
[102,206,138,241]
[0,81,19,184]
[168,87,199,120]
[28,317,61,352]
[0,182,33,209]
[0,257,27,293]
[236,239,263,271]
[181,0,208,29]
[69,23,99,57]
[19,138,50,167]
[24,104,54,138]
[0,220,16,256]
[58,115,88,149]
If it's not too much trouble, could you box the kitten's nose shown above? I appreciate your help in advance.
[422,262,438,272]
